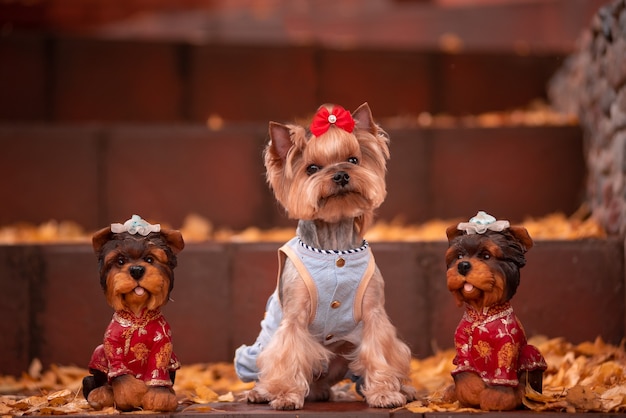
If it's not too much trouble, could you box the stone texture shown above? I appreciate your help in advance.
[550,0,626,235]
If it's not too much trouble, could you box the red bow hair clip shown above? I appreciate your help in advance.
[310,105,355,136]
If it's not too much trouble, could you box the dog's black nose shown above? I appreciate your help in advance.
[129,265,145,280]
[457,261,471,276]
[333,171,350,186]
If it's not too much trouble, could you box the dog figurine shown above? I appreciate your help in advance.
[444,211,547,411]
[82,215,184,412]
[234,103,416,410]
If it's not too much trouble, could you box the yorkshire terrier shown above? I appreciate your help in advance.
[82,215,185,412]
[234,103,416,410]
[444,211,547,411]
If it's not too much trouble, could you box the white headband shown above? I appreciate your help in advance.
[110,214,160,236]
[457,211,510,235]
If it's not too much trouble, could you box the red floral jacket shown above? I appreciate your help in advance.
[452,302,547,387]
[89,309,180,387]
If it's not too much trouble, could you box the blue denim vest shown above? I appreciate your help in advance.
[234,237,375,382]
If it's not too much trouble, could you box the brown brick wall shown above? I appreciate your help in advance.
[0,33,576,123]
[0,124,585,230]
[1,238,622,376]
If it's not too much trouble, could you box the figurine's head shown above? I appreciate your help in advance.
[264,102,390,233]
[92,215,184,315]
[445,211,533,311]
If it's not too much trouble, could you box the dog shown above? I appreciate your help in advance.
[234,103,416,410]
[82,215,185,412]
[444,211,547,411]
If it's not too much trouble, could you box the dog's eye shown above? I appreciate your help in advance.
[482,253,491,260]
[348,157,358,165]
[145,256,154,264]
[457,253,463,259]
[306,164,321,176]
[117,256,125,266]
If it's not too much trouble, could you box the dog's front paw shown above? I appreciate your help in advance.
[306,383,331,402]
[142,387,178,412]
[440,383,458,403]
[365,390,407,408]
[401,384,418,402]
[111,374,148,411]
[479,386,521,411]
[454,371,485,407]
[269,392,305,410]
[86,385,114,410]
[245,388,270,404]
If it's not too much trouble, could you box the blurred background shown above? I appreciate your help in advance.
[0,0,606,232]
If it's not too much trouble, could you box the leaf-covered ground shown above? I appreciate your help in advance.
[2,336,625,415]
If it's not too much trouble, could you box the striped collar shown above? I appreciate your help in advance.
[297,238,369,255]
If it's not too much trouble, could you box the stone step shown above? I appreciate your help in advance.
[0,123,585,231]
[1,32,574,122]
[1,238,622,377]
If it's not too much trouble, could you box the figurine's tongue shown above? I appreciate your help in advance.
[134,287,146,296]
[463,282,474,292]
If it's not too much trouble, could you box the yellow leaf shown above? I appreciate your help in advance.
[581,361,624,387]
[404,400,432,413]
[47,389,73,406]
[406,405,433,413]
[182,404,214,412]
[217,391,235,402]
[566,385,602,411]
[599,385,626,411]
[191,385,219,403]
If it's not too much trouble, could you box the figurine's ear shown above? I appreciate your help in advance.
[508,226,533,251]
[161,229,185,254]
[446,225,464,243]
[92,227,113,253]
[352,102,376,134]
[268,121,294,162]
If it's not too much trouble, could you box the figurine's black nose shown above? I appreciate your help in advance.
[457,261,471,276]
[129,265,145,280]
[333,171,350,186]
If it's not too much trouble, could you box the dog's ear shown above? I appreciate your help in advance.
[446,225,464,243]
[161,229,185,254]
[508,226,533,252]
[268,121,293,162]
[352,102,376,134]
[92,227,113,253]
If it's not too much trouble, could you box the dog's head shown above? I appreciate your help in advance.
[445,212,533,311]
[264,103,390,232]
[92,215,184,315]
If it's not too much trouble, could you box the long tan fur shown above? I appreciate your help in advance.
[246,103,416,410]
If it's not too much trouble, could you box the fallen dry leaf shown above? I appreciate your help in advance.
[190,385,219,403]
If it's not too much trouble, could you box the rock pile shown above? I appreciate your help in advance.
[549,0,626,235]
